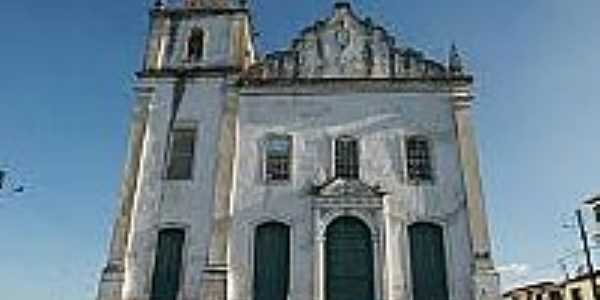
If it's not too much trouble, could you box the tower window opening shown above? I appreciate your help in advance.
[187,29,204,62]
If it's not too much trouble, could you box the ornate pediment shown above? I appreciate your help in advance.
[244,2,464,80]
[311,178,386,198]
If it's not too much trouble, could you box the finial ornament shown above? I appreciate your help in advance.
[449,43,464,74]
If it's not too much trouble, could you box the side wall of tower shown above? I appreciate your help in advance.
[97,3,252,299]
[116,77,229,300]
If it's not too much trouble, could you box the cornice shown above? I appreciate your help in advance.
[136,66,242,79]
[237,76,473,96]
[150,7,249,18]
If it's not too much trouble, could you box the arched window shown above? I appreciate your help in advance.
[187,29,204,61]
[334,136,359,179]
[254,222,290,300]
[409,223,448,300]
[406,135,433,183]
[150,228,185,300]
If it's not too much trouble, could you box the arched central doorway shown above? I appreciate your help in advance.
[325,216,374,300]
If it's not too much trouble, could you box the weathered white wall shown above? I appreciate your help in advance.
[99,3,499,300]
[146,11,250,71]
[229,90,475,300]
[121,78,227,300]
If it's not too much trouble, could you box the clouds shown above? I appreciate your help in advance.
[498,263,530,276]
[498,263,531,291]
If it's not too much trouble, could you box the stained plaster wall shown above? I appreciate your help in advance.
[148,12,249,70]
[121,77,227,300]
[228,90,475,300]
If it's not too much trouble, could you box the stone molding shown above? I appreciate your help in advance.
[239,77,473,96]
[243,3,465,81]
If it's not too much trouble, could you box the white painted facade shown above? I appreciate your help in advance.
[96,1,501,300]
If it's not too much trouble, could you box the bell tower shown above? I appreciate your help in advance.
[96,1,254,300]
[143,0,254,73]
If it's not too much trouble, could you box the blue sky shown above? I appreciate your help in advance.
[1,0,599,299]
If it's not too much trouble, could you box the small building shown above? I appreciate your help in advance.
[563,272,600,300]
[503,282,563,300]
[503,272,600,300]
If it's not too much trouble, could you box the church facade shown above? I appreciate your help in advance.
[96,1,501,300]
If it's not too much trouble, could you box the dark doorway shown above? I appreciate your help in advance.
[409,223,449,300]
[150,228,185,300]
[326,216,374,300]
[253,222,291,300]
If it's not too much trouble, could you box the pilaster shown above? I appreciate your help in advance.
[451,88,500,300]
[200,80,240,300]
[121,83,174,300]
[97,87,153,300]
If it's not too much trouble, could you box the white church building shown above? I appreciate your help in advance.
[96,1,501,300]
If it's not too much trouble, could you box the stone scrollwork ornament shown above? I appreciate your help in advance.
[336,27,351,50]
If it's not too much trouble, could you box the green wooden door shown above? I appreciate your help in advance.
[409,223,449,300]
[150,228,185,300]
[326,217,374,300]
[254,222,290,300]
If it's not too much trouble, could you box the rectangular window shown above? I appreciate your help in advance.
[265,135,292,182]
[188,29,204,61]
[166,129,196,180]
[335,136,359,179]
[406,136,433,183]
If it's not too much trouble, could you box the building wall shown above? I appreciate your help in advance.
[97,3,500,300]
[145,10,252,71]
[228,90,474,300]
[564,277,600,300]
[118,77,229,300]
[502,276,600,300]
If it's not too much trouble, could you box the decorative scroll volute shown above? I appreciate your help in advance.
[245,2,451,80]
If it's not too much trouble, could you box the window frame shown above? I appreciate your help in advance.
[165,127,197,181]
[333,135,360,180]
[404,134,435,185]
[186,28,205,62]
[263,134,293,184]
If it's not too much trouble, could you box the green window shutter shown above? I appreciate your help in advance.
[409,223,449,300]
[326,217,374,300]
[150,228,185,300]
[254,223,290,300]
